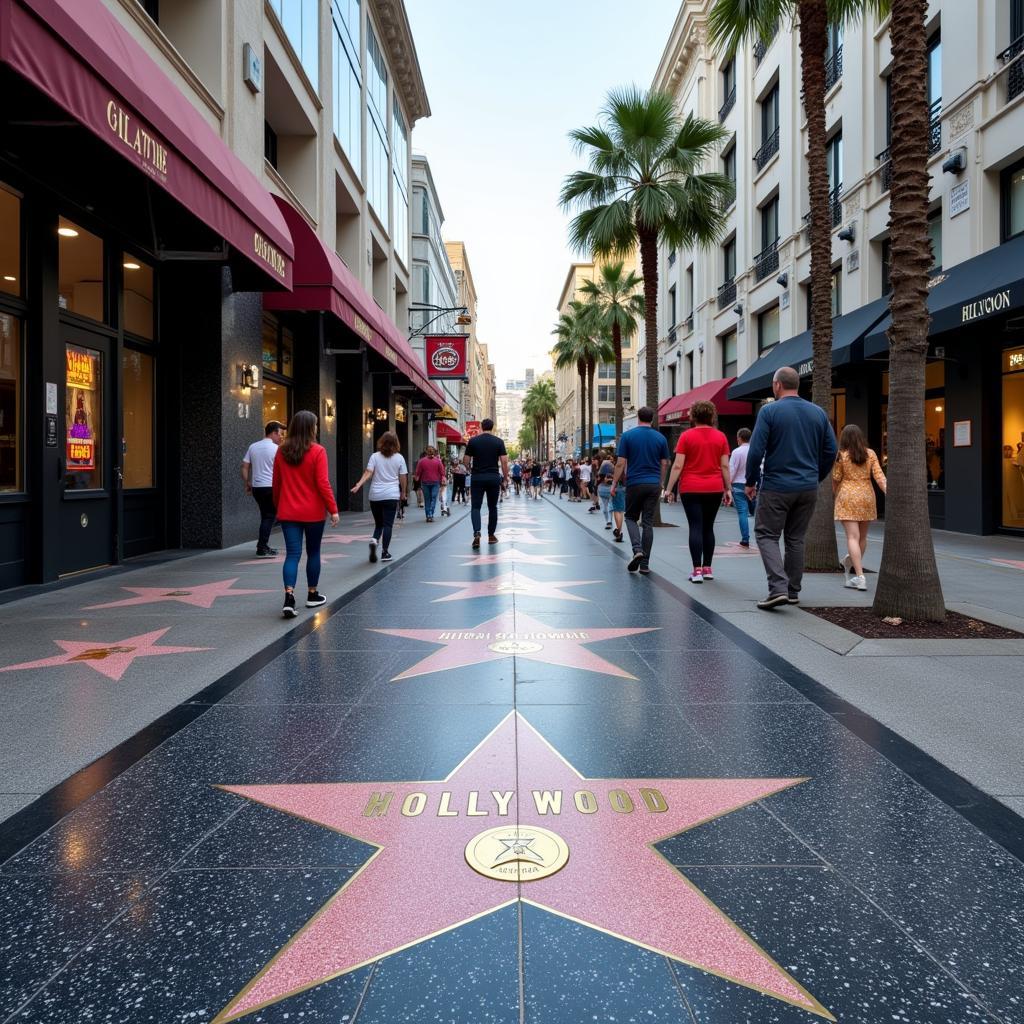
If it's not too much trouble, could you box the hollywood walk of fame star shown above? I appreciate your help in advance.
[493,528,552,545]
[213,713,830,1023]
[0,628,210,682]
[84,578,272,610]
[321,533,374,545]
[426,572,599,603]
[708,542,760,558]
[371,610,657,681]
[236,552,350,567]
[455,547,568,567]
[499,514,540,524]
[991,558,1024,570]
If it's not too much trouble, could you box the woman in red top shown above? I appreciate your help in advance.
[413,445,446,522]
[664,401,733,584]
[272,410,339,617]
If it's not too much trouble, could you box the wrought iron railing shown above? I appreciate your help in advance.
[719,86,737,122]
[754,126,780,170]
[824,46,843,90]
[829,186,843,227]
[876,146,892,193]
[753,22,778,66]
[998,35,1024,102]
[753,240,779,281]
[928,98,942,155]
[717,279,737,310]
[685,314,694,333]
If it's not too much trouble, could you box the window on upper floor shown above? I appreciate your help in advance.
[825,24,843,89]
[723,238,736,284]
[366,23,389,220]
[928,30,942,110]
[827,131,843,194]
[722,141,737,188]
[1002,157,1024,241]
[668,285,677,327]
[928,206,942,271]
[267,0,319,90]
[881,238,892,296]
[758,305,780,354]
[332,0,361,176]
[598,359,632,379]
[761,83,779,142]
[264,120,278,170]
[719,59,737,121]
[722,331,738,378]
[685,266,694,319]
[760,196,779,250]
[685,351,694,390]
[392,99,410,266]
[1014,0,1024,39]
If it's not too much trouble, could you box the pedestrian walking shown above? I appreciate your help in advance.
[597,450,625,539]
[588,455,602,512]
[664,402,733,584]
[511,459,523,496]
[464,418,509,548]
[611,406,670,575]
[350,431,408,564]
[451,459,468,503]
[569,460,581,502]
[437,460,451,517]
[241,420,285,557]
[414,446,445,522]
[271,410,339,618]
[745,367,838,609]
[833,424,887,592]
[729,428,755,547]
[530,458,543,499]
[579,457,592,505]
[412,449,426,508]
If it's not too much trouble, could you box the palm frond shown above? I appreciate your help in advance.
[568,201,636,257]
[707,0,795,57]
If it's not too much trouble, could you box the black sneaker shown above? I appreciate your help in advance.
[369,538,378,563]
[627,553,643,573]
[282,593,297,618]
[638,566,651,576]
[381,551,393,561]
[613,529,623,542]
[256,548,275,558]
[787,595,800,605]
[305,590,327,608]
[605,522,613,530]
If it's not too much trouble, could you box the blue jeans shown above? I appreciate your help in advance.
[281,520,325,590]
[422,482,439,517]
[732,484,755,544]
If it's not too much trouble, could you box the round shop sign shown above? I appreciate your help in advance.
[430,344,460,373]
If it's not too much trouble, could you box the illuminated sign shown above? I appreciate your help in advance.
[1004,346,1024,373]
[66,348,96,390]
[465,420,481,438]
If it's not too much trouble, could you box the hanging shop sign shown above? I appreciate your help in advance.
[425,335,469,380]
[465,420,482,439]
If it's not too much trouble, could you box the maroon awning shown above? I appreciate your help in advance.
[264,197,446,408]
[658,378,752,424]
[0,0,293,288]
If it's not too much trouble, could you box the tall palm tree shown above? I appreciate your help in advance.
[872,0,944,620]
[582,324,616,458]
[552,302,594,458]
[530,378,558,459]
[579,261,644,441]
[561,88,734,429]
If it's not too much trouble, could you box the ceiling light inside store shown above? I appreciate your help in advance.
[57,226,78,237]
[123,261,140,270]
[935,405,943,413]
[2,275,14,282]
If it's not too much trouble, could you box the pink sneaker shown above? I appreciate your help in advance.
[701,566,715,581]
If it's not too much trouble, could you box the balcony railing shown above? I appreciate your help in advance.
[876,146,893,193]
[717,279,737,310]
[999,35,1024,102]
[667,325,677,346]
[829,186,843,227]
[754,126,780,170]
[753,22,778,66]
[928,97,942,155]
[719,86,737,122]
[753,240,779,281]
[824,46,843,90]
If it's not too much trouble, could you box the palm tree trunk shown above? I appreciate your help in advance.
[613,321,624,441]
[799,0,840,570]
[873,0,945,621]
[577,362,587,460]
[637,223,660,422]
[587,359,597,458]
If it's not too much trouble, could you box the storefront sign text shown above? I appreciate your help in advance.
[465,420,481,438]
[352,314,374,344]
[66,349,96,390]
[798,359,813,377]
[962,289,1011,324]
[950,180,970,218]
[105,100,167,180]
[254,232,286,279]
[1004,346,1024,373]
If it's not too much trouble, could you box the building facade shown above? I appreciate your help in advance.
[650,0,1024,535]
[445,240,493,427]
[494,390,526,449]
[0,0,445,591]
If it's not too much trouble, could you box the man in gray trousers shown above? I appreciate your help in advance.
[745,366,837,609]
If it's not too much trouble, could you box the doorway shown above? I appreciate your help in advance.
[1002,345,1024,529]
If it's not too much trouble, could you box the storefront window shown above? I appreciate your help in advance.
[0,313,22,492]
[1003,345,1024,529]
[65,343,102,490]
[123,348,154,489]
[122,253,154,340]
[0,185,20,298]
[881,362,945,488]
[262,314,294,379]
[263,379,291,424]
[58,217,104,322]
[1003,159,1024,242]
[722,331,738,378]
[830,388,847,436]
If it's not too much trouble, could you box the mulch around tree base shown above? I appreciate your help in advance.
[803,606,1023,640]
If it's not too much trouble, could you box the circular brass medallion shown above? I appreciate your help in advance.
[487,639,543,655]
[465,825,569,882]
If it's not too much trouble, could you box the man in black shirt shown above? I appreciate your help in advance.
[463,418,510,548]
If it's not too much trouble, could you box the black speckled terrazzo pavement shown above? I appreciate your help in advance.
[1,495,1022,1023]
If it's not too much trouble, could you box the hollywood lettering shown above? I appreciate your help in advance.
[253,233,286,279]
[105,100,167,178]
[962,288,1012,324]
[363,787,670,818]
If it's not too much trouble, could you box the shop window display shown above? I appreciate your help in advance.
[0,184,20,298]
[122,348,154,489]
[0,313,21,492]
[65,343,102,490]
[881,362,945,488]
[123,253,154,340]
[1003,345,1024,529]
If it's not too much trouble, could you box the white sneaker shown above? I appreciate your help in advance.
[845,574,867,591]
[689,570,704,584]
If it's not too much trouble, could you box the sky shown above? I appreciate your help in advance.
[405,1,679,387]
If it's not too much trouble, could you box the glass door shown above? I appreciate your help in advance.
[1003,346,1024,529]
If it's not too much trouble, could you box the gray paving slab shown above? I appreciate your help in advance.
[0,795,36,820]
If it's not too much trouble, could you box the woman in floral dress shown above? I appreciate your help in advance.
[833,424,887,592]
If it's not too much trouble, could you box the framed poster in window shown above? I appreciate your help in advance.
[953,419,971,448]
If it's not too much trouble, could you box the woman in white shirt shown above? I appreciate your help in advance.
[350,432,408,563]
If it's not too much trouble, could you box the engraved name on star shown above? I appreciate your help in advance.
[371,610,656,681]
[212,713,830,1023]
[84,578,271,609]
[0,628,210,681]
[425,572,599,603]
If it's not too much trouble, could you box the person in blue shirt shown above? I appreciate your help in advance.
[611,406,671,575]
[745,366,838,609]
[511,459,523,496]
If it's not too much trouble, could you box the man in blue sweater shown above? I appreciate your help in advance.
[745,366,837,609]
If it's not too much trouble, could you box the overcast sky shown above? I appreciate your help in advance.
[405,1,679,386]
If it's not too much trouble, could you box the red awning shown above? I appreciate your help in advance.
[264,197,446,407]
[0,0,293,288]
[658,378,752,424]
[436,422,463,443]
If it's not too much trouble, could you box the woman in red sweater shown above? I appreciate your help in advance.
[272,410,339,617]
[664,400,733,584]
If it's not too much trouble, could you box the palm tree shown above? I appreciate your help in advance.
[531,378,558,459]
[582,324,616,458]
[552,302,594,458]
[579,261,644,441]
[561,88,734,429]
[872,0,945,621]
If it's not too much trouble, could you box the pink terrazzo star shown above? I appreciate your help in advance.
[456,547,569,567]
[991,558,1024,570]
[710,542,760,557]
[236,552,350,566]
[492,528,552,545]
[84,578,271,610]
[500,514,540,524]
[371,609,655,681]
[213,713,829,1023]
[0,628,210,681]
[426,571,599,604]
[321,533,374,545]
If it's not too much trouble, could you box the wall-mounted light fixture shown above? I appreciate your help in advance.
[776,271,789,288]
[837,224,856,243]
[364,409,376,427]
[942,149,967,175]
[375,408,389,421]
[324,399,335,421]
[238,363,260,390]
[733,303,743,317]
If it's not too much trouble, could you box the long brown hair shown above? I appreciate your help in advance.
[378,431,400,457]
[839,423,868,466]
[280,410,318,465]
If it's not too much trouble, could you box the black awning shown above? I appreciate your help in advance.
[728,296,891,400]
[864,234,1024,358]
